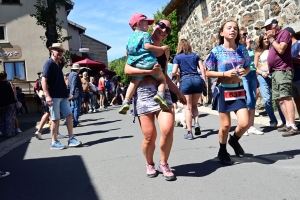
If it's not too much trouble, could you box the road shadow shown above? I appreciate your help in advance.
[86,120,122,126]
[75,128,120,137]
[172,149,300,178]
[84,135,133,146]
[78,118,104,123]
[199,113,209,118]
[0,141,100,200]
[259,126,277,133]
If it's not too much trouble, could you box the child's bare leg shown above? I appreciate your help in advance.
[119,79,140,114]
[155,71,166,93]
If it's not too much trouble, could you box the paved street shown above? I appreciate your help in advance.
[0,106,300,200]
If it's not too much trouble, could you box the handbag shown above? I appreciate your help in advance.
[16,100,22,109]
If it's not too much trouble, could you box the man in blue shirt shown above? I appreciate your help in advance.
[285,27,300,123]
[68,63,83,127]
[42,43,82,150]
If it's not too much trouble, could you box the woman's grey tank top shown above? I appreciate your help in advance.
[259,50,268,63]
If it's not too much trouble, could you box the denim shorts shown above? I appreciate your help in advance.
[49,98,72,120]
[242,70,257,109]
[180,75,203,95]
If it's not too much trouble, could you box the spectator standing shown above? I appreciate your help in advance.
[81,71,90,113]
[68,64,83,128]
[34,72,43,114]
[284,27,300,121]
[89,77,97,113]
[42,43,82,149]
[263,19,298,136]
[98,71,106,110]
[0,71,17,137]
[172,38,206,139]
[239,27,264,135]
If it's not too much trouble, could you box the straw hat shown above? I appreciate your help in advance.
[49,43,65,51]
[71,64,80,70]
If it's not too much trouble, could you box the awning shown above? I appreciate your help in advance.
[73,58,106,70]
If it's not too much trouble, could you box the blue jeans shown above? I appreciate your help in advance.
[89,92,96,111]
[180,75,203,95]
[71,96,82,125]
[49,98,72,120]
[242,70,257,109]
[257,72,286,125]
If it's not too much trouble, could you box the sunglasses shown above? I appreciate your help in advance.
[242,32,248,36]
[53,49,63,53]
[156,22,172,34]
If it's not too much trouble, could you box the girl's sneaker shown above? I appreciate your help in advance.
[157,161,176,181]
[194,123,201,136]
[184,131,194,140]
[146,163,157,178]
[153,94,169,111]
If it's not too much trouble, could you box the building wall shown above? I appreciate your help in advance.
[176,0,300,58]
[68,23,82,56]
[0,0,70,82]
[80,34,108,67]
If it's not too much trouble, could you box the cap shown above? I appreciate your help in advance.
[129,13,154,28]
[261,18,278,29]
[284,27,295,34]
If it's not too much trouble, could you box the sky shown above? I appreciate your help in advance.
[68,0,170,62]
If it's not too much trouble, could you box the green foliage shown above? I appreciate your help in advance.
[108,56,130,84]
[30,0,72,67]
[148,7,178,58]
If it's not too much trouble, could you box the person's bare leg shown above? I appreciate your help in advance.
[51,120,59,143]
[218,112,231,144]
[282,97,296,124]
[156,72,166,93]
[294,96,300,120]
[235,108,250,136]
[38,113,50,132]
[192,93,201,124]
[14,117,19,128]
[66,114,73,137]
[277,98,291,124]
[157,108,174,163]
[248,109,255,127]
[125,80,140,99]
[139,113,157,164]
[184,95,192,131]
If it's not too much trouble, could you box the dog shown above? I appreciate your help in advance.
[174,107,187,129]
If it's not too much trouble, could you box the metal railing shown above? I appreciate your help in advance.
[11,81,36,95]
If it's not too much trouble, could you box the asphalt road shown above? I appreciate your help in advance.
[0,106,299,200]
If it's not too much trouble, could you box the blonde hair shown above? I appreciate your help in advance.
[176,39,192,55]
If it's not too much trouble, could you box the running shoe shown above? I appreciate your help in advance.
[194,123,201,136]
[57,133,67,139]
[153,94,169,111]
[68,137,82,147]
[35,131,42,140]
[0,171,10,178]
[184,131,194,140]
[146,163,158,178]
[228,134,245,158]
[50,140,66,150]
[157,161,176,181]
[217,149,232,165]
[118,103,130,115]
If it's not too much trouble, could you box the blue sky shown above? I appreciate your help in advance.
[68,0,170,62]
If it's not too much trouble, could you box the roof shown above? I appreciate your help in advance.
[68,20,86,34]
[162,0,182,16]
[65,1,74,16]
[81,34,111,50]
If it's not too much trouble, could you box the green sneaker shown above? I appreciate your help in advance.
[119,104,130,114]
[153,95,169,111]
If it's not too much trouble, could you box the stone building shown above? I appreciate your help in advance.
[163,0,300,58]
[80,34,111,67]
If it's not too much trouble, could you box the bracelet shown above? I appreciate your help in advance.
[270,39,275,45]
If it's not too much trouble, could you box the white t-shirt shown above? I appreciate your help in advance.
[89,82,97,92]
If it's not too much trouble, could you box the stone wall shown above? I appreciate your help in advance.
[177,0,300,59]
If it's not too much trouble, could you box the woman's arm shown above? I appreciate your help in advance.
[171,63,179,76]
[254,51,261,74]
[198,60,206,81]
[206,69,237,78]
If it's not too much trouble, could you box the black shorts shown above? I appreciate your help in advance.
[83,92,90,103]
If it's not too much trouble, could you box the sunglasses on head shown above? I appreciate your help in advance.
[156,22,172,34]
[242,32,248,36]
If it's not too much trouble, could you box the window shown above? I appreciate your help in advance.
[0,25,6,41]
[4,61,26,80]
[201,0,208,20]
[2,0,20,3]
[87,53,95,60]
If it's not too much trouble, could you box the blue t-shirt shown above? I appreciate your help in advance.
[174,52,200,77]
[292,40,300,81]
[42,58,68,98]
[126,31,157,66]
[105,79,111,91]
[205,44,251,72]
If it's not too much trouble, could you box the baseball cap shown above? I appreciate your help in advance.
[284,27,295,34]
[261,18,278,29]
[129,13,154,28]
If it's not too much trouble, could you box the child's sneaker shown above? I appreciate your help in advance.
[119,102,130,114]
[153,94,169,111]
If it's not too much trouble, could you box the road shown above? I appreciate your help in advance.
[0,106,299,200]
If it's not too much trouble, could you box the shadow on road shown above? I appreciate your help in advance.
[75,128,120,137]
[84,135,133,146]
[86,120,122,126]
[199,113,209,118]
[0,141,100,200]
[172,149,300,178]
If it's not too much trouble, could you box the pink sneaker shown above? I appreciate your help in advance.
[157,161,176,181]
[146,163,157,178]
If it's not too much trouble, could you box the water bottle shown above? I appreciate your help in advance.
[236,65,243,79]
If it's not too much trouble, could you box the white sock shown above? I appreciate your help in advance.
[290,124,297,130]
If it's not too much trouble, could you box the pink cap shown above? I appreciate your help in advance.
[129,13,154,28]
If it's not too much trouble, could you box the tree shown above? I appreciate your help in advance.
[30,0,72,67]
[108,56,130,84]
[149,7,178,58]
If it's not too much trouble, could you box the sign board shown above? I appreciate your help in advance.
[0,45,22,59]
